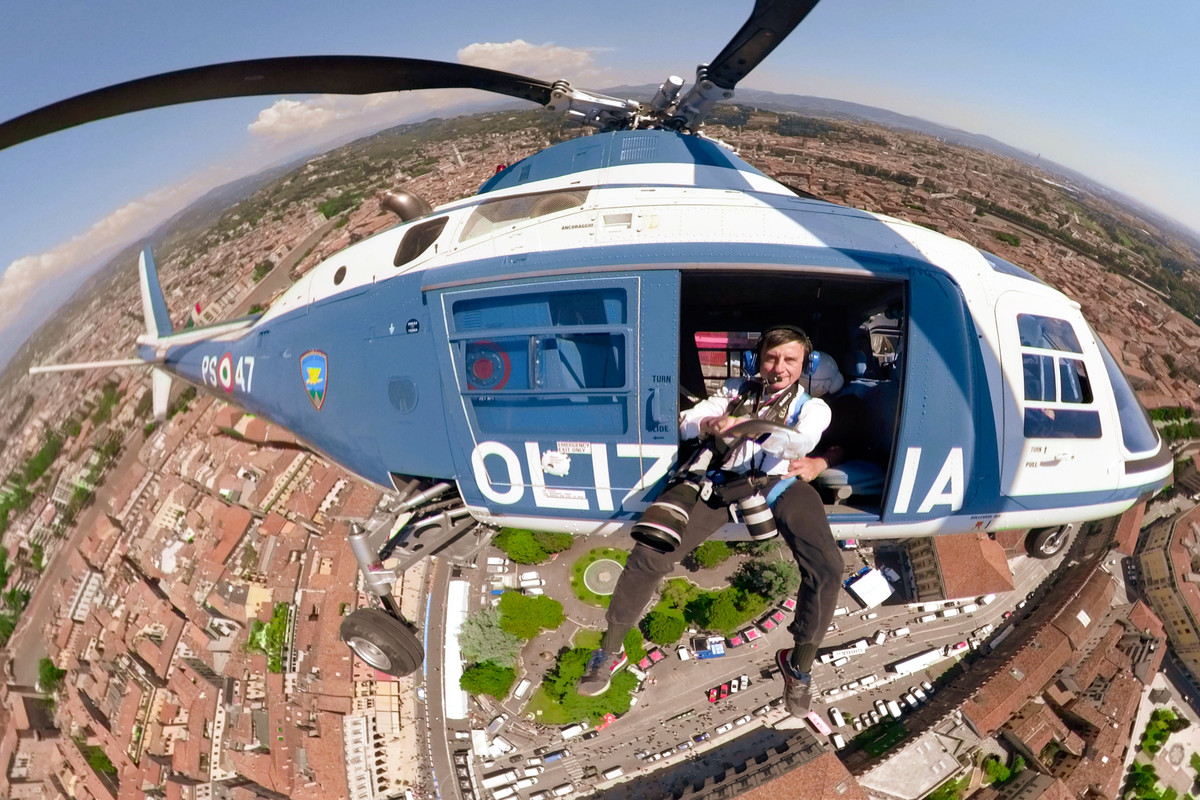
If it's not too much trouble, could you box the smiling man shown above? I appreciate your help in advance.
[577,325,843,717]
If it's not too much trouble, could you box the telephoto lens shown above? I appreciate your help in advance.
[737,493,779,541]
[630,480,700,552]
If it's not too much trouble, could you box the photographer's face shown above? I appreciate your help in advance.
[761,340,807,390]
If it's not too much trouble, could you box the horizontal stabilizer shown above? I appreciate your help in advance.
[139,249,173,338]
[30,358,146,375]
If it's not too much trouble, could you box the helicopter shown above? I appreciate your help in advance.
[1,0,1173,677]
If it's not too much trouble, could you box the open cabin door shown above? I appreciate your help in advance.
[432,271,680,532]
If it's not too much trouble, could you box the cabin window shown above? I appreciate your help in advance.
[394,217,448,267]
[458,189,588,242]
[1015,314,1099,438]
[448,281,631,435]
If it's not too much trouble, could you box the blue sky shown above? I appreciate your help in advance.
[1,0,1197,365]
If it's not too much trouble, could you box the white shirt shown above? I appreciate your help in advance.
[679,380,831,476]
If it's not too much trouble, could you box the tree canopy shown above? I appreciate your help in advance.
[38,658,67,694]
[459,608,523,669]
[541,646,637,723]
[498,591,565,639]
[460,662,515,699]
[493,528,575,564]
[689,541,732,569]
[640,610,687,645]
[731,559,800,602]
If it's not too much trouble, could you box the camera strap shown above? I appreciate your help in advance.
[716,379,801,473]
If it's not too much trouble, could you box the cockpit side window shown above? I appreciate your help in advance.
[1015,313,1099,438]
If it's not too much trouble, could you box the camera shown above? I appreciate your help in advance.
[713,474,779,542]
[631,445,715,553]
[734,491,779,541]
[630,477,702,552]
[631,447,779,553]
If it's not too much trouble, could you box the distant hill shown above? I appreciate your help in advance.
[603,84,1200,255]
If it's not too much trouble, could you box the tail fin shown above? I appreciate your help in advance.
[138,248,173,418]
[138,248,173,338]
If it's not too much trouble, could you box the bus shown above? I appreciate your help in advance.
[805,710,832,736]
[819,639,869,663]
[890,647,947,676]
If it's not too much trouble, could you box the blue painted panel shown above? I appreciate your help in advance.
[162,271,455,487]
[881,267,989,522]
[477,130,766,195]
[431,271,679,520]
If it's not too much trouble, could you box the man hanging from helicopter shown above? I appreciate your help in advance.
[577,325,843,717]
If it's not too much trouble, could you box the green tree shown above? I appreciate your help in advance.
[493,528,574,564]
[30,542,44,572]
[86,746,117,776]
[460,662,516,699]
[459,608,523,669]
[498,591,565,639]
[543,647,593,701]
[690,541,732,569]
[926,777,968,800]
[691,591,744,632]
[623,628,647,664]
[731,559,800,602]
[38,658,67,693]
[641,610,687,645]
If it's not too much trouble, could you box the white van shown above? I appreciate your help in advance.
[887,700,903,719]
[561,722,589,739]
[487,556,509,566]
[493,787,517,800]
[829,707,846,728]
[676,645,691,661]
[979,593,997,605]
[520,571,539,581]
[832,733,847,750]
[514,678,533,699]
[521,578,547,588]
[524,587,545,596]
[940,607,959,618]
[602,766,624,779]
[832,606,849,617]
[872,630,887,645]
[860,674,878,686]
[917,614,937,624]
[891,626,911,637]
[832,656,850,667]
[552,783,574,797]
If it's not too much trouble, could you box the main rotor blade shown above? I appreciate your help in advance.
[0,56,555,150]
[707,0,822,90]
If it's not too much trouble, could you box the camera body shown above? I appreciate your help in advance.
[630,447,779,553]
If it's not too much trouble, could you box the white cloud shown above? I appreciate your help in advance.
[246,88,474,144]
[246,40,605,144]
[0,173,228,326]
[457,39,601,79]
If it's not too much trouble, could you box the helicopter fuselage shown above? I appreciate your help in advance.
[141,129,1171,542]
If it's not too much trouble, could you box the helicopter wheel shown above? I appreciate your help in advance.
[339,608,425,677]
[1027,526,1069,559]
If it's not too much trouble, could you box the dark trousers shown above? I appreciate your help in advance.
[605,479,842,650]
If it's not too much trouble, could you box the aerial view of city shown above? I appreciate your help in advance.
[2,4,1200,800]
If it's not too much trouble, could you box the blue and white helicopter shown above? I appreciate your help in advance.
[3,0,1171,675]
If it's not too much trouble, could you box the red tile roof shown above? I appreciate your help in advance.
[1114,502,1146,555]
[933,532,1016,598]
